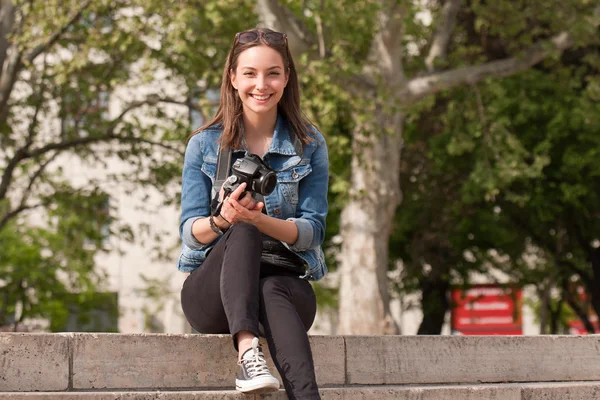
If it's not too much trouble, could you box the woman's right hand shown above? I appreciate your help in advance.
[218,183,263,225]
[219,182,257,210]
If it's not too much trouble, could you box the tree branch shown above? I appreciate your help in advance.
[0,147,28,202]
[425,0,462,72]
[27,133,183,161]
[0,42,21,121]
[505,211,593,282]
[314,13,325,59]
[0,151,58,231]
[0,201,45,232]
[0,150,61,230]
[1,0,92,127]
[404,30,576,101]
[365,1,406,84]
[0,95,184,204]
[470,82,495,165]
[158,96,199,110]
[23,0,93,64]
[106,94,192,137]
[25,151,57,192]
[0,0,16,71]
[255,0,316,61]
[559,260,592,288]
[562,277,596,334]
[0,129,182,230]
[0,51,51,203]
[25,52,49,146]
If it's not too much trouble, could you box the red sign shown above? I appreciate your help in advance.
[567,286,600,334]
[569,315,600,334]
[451,285,522,335]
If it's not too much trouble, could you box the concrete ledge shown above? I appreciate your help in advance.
[345,335,600,385]
[521,381,600,400]
[3,333,600,392]
[72,334,344,389]
[263,384,522,400]
[0,333,70,391]
[3,382,600,400]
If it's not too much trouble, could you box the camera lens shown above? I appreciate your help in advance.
[259,171,277,195]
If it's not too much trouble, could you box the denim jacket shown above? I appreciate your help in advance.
[177,114,329,281]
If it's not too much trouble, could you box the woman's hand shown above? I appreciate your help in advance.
[218,183,264,225]
[219,182,258,210]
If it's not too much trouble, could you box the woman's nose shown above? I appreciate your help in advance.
[255,75,267,90]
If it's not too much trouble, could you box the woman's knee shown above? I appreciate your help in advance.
[225,223,262,260]
[180,298,228,334]
[228,222,261,243]
[230,222,259,234]
[260,276,317,331]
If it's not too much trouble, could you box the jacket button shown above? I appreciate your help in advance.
[292,170,299,179]
[274,208,281,215]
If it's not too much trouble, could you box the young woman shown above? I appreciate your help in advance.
[177,28,329,400]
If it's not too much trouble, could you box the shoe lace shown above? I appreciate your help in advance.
[239,347,271,378]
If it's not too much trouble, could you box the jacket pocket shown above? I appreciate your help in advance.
[277,164,312,206]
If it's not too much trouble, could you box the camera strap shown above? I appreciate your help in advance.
[210,145,232,215]
[215,145,232,192]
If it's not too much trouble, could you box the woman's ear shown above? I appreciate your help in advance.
[229,69,237,90]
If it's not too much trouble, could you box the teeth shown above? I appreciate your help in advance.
[252,94,270,100]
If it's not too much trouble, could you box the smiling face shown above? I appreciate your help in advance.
[229,45,289,119]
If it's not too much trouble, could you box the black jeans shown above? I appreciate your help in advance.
[180,223,321,400]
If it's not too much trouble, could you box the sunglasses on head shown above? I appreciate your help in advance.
[235,30,288,46]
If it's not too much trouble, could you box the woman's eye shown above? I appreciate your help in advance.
[244,72,254,76]
[270,72,280,76]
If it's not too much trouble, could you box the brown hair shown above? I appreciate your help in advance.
[189,28,315,149]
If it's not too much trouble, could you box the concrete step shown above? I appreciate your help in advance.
[2,333,600,392]
[2,382,600,400]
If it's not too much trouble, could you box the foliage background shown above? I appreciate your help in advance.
[0,0,598,333]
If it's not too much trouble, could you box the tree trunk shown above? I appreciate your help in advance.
[589,248,600,326]
[539,285,550,334]
[337,110,403,335]
[562,278,596,333]
[417,274,450,335]
[549,296,564,334]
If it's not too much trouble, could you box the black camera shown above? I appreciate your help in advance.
[223,154,277,196]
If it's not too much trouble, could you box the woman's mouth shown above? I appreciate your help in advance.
[249,93,273,102]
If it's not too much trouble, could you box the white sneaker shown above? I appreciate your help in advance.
[235,337,280,394]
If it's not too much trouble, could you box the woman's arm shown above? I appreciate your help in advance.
[190,215,229,244]
[180,134,251,247]
[285,135,329,250]
[227,196,299,245]
[179,134,214,249]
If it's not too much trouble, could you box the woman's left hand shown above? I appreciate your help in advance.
[227,195,265,225]
[237,191,258,210]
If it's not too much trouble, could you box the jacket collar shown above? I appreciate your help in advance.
[268,113,299,156]
[234,113,302,157]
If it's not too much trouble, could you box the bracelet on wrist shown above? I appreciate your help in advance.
[209,215,224,236]
[218,214,231,226]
